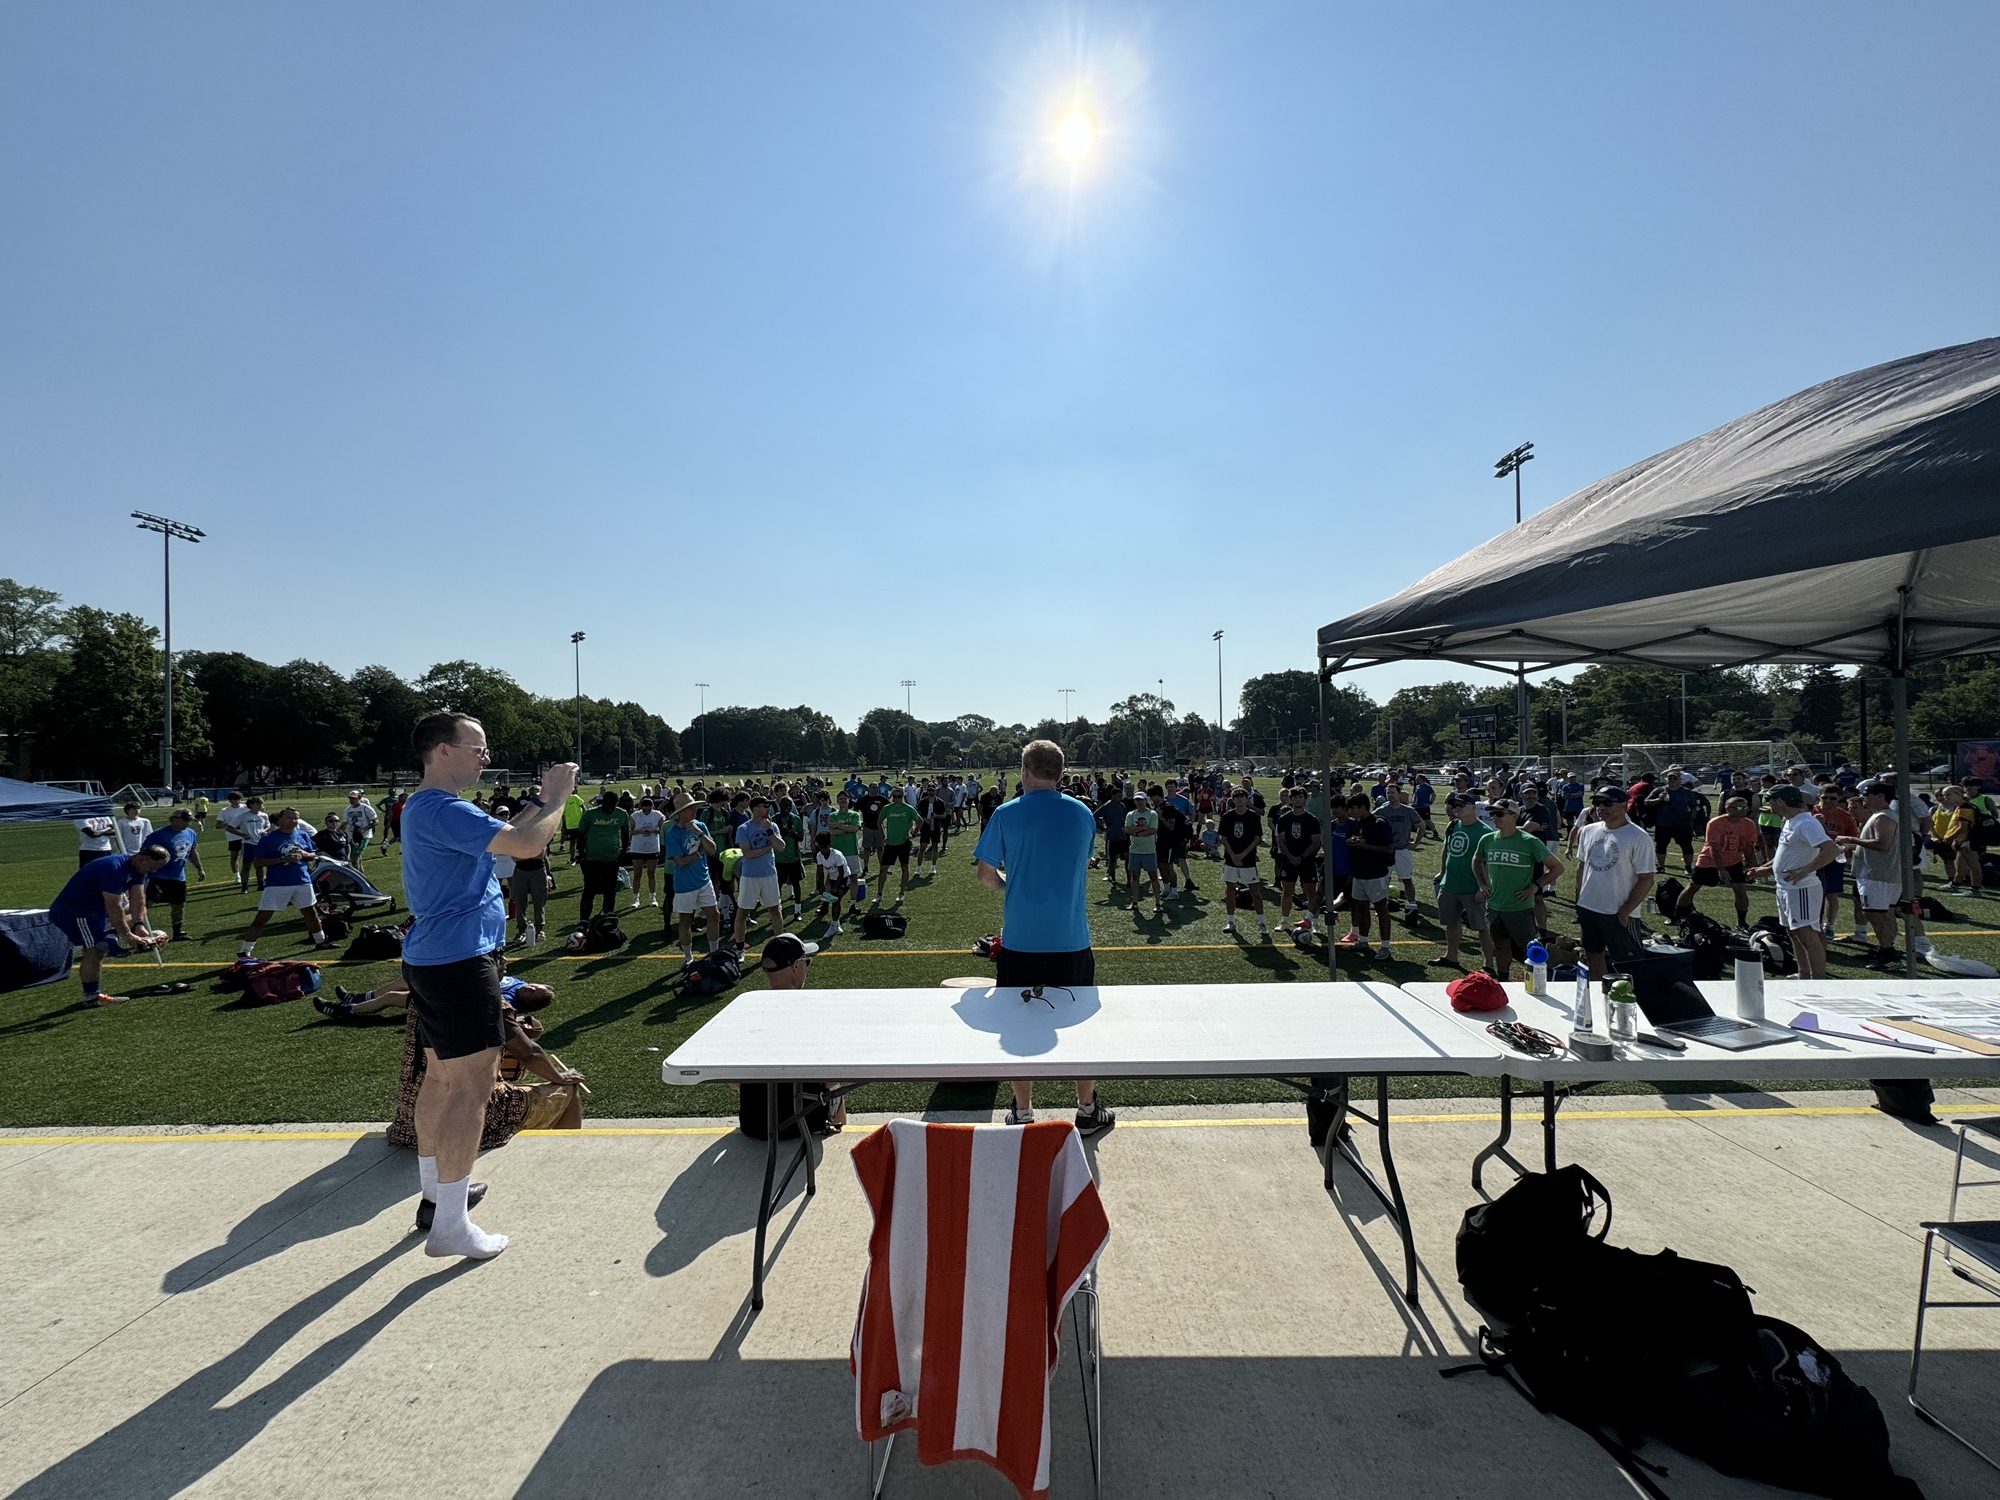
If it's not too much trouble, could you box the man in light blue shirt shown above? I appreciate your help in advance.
[974,739,1113,1136]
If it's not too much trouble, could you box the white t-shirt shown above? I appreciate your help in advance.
[216,805,250,843]
[629,809,665,855]
[816,848,852,885]
[1574,820,1656,915]
[1773,811,1832,883]
[345,801,377,833]
[76,816,117,853]
[117,816,155,853]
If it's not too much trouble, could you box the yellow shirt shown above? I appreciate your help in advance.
[1933,806,1975,845]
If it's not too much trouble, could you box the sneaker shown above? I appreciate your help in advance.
[630,898,642,910]
[1223,920,1235,934]
[1429,953,1463,967]
[1004,1106,1035,1126]
[825,921,843,937]
[1846,930,1866,944]
[1376,943,1394,960]
[93,992,128,1008]
[313,994,355,1020]
[1075,1101,1115,1137]
[1336,931,1361,948]
[414,1181,487,1234]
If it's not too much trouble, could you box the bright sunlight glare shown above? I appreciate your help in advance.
[1056,109,1095,161]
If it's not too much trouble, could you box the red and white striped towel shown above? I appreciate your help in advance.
[850,1119,1110,1500]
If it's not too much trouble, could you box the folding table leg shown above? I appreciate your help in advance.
[1374,1074,1418,1306]
[1541,1082,1559,1172]
[1470,1075,1516,1192]
[753,1086,780,1311]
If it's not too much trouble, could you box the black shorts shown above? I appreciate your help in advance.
[882,842,912,868]
[995,947,1096,990]
[1275,853,1316,883]
[403,951,507,1061]
[1690,864,1748,889]
[582,859,621,897]
[777,861,804,886]
[147,877,188,905]
[1487,907,1538,948]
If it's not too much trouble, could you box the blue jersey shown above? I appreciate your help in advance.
[401,789,507,966]
[142,826,198,881]
[973,789,1095,953]
[51,854,148,923]
[252,825,317,887]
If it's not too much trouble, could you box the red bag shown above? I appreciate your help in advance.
[244,961,322,1004]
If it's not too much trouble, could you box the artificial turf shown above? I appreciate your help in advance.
[4,780,1997,1127]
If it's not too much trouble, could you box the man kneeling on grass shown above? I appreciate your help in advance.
[48,844,171,1006]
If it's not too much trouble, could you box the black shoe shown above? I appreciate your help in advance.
[170,930,189,942]
[1075,1102,1115,1138]
[415,1181,489,1233]
[335,984,359,1002]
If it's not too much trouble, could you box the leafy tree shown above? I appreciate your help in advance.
[349,665,431,778]
[43,607,209,784]
[0,579,64,656]
[856,720,885,765]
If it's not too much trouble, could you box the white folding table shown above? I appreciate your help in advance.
[663,981,1508,1308]
[1400,978,2000,1189]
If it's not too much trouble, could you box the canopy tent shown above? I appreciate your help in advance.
[0,777,115,827]
[1313,336,2000,980]
[1316,336,2000,675]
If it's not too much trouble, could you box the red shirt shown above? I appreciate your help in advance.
[1696,814,1760,869]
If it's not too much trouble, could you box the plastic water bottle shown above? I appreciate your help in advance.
[1734,951,1765,1022]
[1573,966,1596,1034]
[1525,940,1549,997]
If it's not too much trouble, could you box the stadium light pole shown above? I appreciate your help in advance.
[900,679,917,770]
[570,631,586,765]
[1213,630,1226,762]
[1059,687,1076,737]
[1495,442,1537,758]
[132,512,204,793]
[694,682,710,771]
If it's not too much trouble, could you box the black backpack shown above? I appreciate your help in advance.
[861,912,907,939]
[316,911,352,942]
[576,912,626,953]
[343,924,405,962]
[1750,915,1796,975]
[674,948,742,998]
[1674,912,1732,981]
[1449,1168,1922,1500]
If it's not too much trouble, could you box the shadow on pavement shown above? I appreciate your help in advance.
[644,1131,812,1280]
[160,1135,409,1293]
[12,1239,472,1500]
[511,1348,2000,1498]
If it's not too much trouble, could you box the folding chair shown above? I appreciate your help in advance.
[1908,1115,2000,1470]
[851,1119,1108,1499]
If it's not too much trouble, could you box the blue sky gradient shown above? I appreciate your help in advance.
[5,2,1997,730]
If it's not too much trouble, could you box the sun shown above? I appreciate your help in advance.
[1055,109,1095,162]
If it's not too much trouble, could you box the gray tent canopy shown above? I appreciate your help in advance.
[1316,337,2000,676]
[1312,336,2000,980]
[0,778,114,827]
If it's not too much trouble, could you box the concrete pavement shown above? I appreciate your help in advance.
[4,1090,2000,1498]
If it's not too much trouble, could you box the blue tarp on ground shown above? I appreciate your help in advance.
[0,777,115,826]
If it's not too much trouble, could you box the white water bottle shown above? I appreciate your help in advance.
[1734,954,1765,1022]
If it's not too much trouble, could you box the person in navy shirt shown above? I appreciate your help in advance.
[237,807,334,957]
[49,846,170,1006]
[139,808,206,941]
[399,710,579,1260]
[974,739,1113,1137]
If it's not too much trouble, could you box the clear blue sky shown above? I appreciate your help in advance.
[5,2,1997,732]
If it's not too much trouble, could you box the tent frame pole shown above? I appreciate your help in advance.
[1319,660,1335,978]
[1892,581,1920,982]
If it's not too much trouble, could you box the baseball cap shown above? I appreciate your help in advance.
[759,934,820,971]
[348,788,362,798]
[1590,786,1628,805]
[1444,791,1475,809]
[1768,784,1808,807]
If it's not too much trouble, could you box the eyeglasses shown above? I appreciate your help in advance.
[448,742,493,761]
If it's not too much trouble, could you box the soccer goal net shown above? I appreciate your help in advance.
[477,767,522,787]
[1620,741,1808,784]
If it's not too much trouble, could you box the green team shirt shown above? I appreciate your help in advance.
[1124,809,1159,856]
[774,810,806,865]
[1439,819,1485,894]
[829,809,861,858]
[1475,829,1549,911]
[578,806,630,862]
[880,803,919,846]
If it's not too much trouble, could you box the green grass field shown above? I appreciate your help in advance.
[5,782,1998,1127]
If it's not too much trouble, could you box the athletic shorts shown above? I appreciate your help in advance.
[862,827,885,852]
[1106,842,1129,867]
[57,910,121,954]
[1576,905,1643,959]
[881,842,912,869]
[147,877,187,906]
[1351,875,1391,904]
[1437,889,1485,929]
[258,884,317,912]
[403,951,506,1061]
[995,946,1096,991]
[1775,878,1825,932]
[1817,862,1845,897]
[1275,855,1314,884]
[776,861,804,885]
[1128,852,1158,873]
[1488,907,1539,948]
[1857,878,1901,913]
[1691,864,1748,889]
[737,873,782,910]
[672,884,720,914]
[1222,864,1261,886]
[1393,850,1416,880]
[919,829,944,851]
[581,860,621,897]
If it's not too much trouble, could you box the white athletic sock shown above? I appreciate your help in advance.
[424,1177,507,1259]
[418,1154,439,1202]
[239,942,254,956]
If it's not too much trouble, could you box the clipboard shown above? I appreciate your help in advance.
[1877,1019,2000,1057]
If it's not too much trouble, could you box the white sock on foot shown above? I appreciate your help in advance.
[424,1177,507,1259]
[418,1154,439,1202]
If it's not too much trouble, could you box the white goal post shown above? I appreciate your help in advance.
[1620,741,1809,784]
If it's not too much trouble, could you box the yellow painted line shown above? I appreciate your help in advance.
[7,1104,1991,1147]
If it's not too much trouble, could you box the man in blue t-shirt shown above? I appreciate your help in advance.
[48,846,170,1006]
[238,807,336,957]
[139,808,206,941]
[974,738,1113,1136]
[400,710,579,1261]
[731,796,788,947]
[665,800,721,961]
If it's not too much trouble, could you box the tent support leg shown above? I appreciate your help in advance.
[1319,663,1334,978]
[1894,671,1917,981]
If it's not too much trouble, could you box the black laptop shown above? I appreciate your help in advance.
[1631,977,1794,1051]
